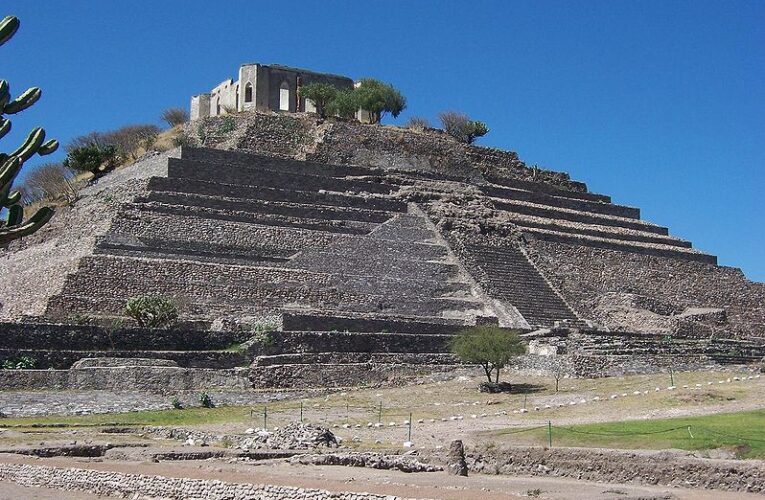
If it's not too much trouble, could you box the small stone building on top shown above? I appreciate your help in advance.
[190,63,354,120]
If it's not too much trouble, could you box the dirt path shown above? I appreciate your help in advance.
[0,481,103,499]
[0,454,762,500]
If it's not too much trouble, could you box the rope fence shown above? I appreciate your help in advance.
[240,370,763,448]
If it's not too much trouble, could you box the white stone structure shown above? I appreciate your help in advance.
[191,63,354,120]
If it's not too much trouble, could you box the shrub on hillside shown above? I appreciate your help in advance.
[66,124,160,165]
[172,132,194,147]
[439,111,489,144]
[65,131,110,153]
[22,162,78,204]
[405,116,430,131]
[161,107,189,127]
[450,326,525,384]
[125,296,178,329]
[63,144,118,177]
[105,124,161,160]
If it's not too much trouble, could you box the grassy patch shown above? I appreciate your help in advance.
[0,406,255,429]
[222,343,247,354]
[492,409,765,459]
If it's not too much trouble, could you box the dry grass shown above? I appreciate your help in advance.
[151,125,184,152]
[1,368,761,453]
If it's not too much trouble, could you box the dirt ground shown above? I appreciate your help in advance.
[0,368,762,499]
[1,453,763,500]
[196,369,765,449]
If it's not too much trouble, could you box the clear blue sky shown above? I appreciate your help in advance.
[4,1,763,281]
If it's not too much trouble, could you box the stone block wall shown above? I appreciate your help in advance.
[0,462,396,499]
[428,446,765,494]
[0,323,249,351]
[0,367,250,391]
[0,348,247,369]
[252,330,455,356]
[281,311,467,334]
[250,362,457,389]
[525,239,765,338]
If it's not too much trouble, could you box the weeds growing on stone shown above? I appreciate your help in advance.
[1,356,35,370]
[199,392,215,408]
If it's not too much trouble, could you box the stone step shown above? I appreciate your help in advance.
[286,250,460,281]
[107,209,445,259]
[82,252,461,288]
[167,157,392,196]
[524,227,717,264]
[100,228,448,267]
[122,201,380,236]
[73,251,463,291]
[482,184,638,219]
[46,291,485,323]
[483,173,611,203]
[492,198,669,235]
[108,209,348,251]
[502,211,692,248]
[463,244,578,327]
[147,176,407,212]
[138,191,394,224]
[180,146,376,179]
[95,238,293,267]
[62,265,470,303]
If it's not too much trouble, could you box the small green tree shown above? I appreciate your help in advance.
[125,296,179,328]
[0,15,59,245]
[300,83,340,118]
[63,144,118,177]
[450,326,525,383]
[326,90,359,119]
[439,111,489,144]
[354,79,406,124]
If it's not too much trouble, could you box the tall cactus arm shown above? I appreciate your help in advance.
[0,81,9,111]
[3,87,41,115]
[6,204,22,226]
[38,138,58,155]
[0,117,11,139]
[0,16,20,47]
[9,127,44,162]
[0,206,53,245]
[0,155,21,191]
[4,189,21,206]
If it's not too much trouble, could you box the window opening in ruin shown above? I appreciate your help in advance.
[244,82,253,103]
[279,81,290,111]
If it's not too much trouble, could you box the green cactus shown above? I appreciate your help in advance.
[0,15,58,245]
